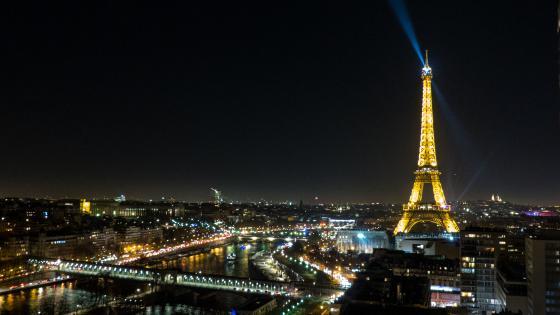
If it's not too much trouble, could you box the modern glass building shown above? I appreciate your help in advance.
[335,230,390,253]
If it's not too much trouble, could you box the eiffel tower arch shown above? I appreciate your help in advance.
[394,51,459,235]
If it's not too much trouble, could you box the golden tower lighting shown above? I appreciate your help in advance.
[394,51,460,235]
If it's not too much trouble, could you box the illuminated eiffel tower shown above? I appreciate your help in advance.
[394,51,459,235]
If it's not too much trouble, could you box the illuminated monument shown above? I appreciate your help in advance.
[394,51,459,235]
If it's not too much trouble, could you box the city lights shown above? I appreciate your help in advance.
[0,1,556,314]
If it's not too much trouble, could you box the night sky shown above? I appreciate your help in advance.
[1,1,559,204]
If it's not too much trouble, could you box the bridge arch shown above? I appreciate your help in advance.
[406,219,443,233]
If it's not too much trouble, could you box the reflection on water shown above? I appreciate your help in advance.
[145,304,229,315]
[145,291,247,315]
[0,241,278,314]
[0,281,97,314]
[157,242,272,278]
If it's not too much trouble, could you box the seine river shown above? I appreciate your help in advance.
[0,241,275,314]
[152,241,273,278]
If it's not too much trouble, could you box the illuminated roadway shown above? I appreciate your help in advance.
[236,235,307,242]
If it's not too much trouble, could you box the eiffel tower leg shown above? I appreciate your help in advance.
[409,180,424,204]
[431,174,446,206]
[441,212,459,232]
[394,211,412,234]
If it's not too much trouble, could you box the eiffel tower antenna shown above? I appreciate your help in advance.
[394,52,459,235]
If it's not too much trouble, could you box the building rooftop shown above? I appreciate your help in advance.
[236,294,275,312]
[527,229,560,240]
[341,303,448,315]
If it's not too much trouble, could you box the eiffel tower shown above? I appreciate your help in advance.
[394,51,459,235]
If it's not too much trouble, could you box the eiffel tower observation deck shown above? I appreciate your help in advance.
[394,51,460,236]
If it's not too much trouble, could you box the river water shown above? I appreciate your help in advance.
[0,240,278,314]
[0,281,97,314]
[152,241,273,278]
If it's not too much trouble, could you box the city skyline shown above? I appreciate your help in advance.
[1,1,559,204]
[2,2,560,314]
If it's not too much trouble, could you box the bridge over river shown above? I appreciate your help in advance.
[28,258,345,298]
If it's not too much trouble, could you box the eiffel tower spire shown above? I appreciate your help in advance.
[418,50,437,169]
[394,52,459,235]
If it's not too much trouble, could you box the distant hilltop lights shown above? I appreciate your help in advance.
[490,194,503,202]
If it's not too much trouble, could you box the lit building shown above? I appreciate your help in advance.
[119,201,186,217]
[490,194,503,202]
[460,227,507,314]
[90,199,119,217]
[336,230,390,253]
[87,199,185,218]
[370,249,461,307]
[117,226,163,249]
[80,199,91,214]
[341,260,434,311]
[116,203,148,217]
[396,237,459,259]
[0,237,29,261]
[393,52,459,235]
[328,219,356,230]
[29,233,87,259]
[525,231,560,315]
[89,228,118,253]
